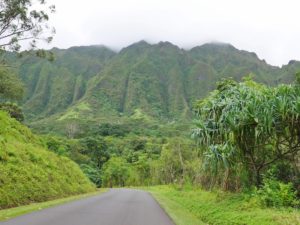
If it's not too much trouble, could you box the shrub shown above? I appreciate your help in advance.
[256,178,299,208]
[0,103,24,122]
[80,164,102,187]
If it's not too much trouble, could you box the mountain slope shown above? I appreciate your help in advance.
[17,46,115,120]
[14,41,300,128]
[190,43,279,83]
[81,41,199,119]
[0,111,95,209]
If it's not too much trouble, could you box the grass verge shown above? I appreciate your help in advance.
[0,189,107,222]
[146,185,300,225]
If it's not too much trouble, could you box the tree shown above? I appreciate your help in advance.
[80,163,102,187]
[132,153,151,185]
[150,138,197,185]
[193,77,300,187]
[101,156,130,187]
[0,0,56,118]
[65,122,80,139]
[81,136,110,169]
[0,67,23,99]
[0,0,55,53]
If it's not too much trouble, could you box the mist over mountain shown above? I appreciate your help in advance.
[12,41,300,127]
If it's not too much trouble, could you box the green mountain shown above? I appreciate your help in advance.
[0,111,95,209]
[190,43,278,83]
[11,41,300,131]
[16,46,115,120]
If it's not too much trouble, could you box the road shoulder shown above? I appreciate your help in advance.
[0,189,107,222]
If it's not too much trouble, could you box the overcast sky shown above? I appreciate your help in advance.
[45,0,300,66]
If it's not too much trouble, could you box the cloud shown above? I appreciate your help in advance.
[45,0,300,66]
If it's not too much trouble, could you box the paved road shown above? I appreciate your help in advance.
[1,189,174,225]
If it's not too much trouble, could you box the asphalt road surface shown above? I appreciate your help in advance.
[1,189,175,225]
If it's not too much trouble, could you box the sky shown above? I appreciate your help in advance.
[45,0,300,66]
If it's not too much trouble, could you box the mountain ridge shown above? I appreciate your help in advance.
[10,41,300,131]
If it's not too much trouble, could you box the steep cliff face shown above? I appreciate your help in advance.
[14,41,299,123]
[18,46,115,120]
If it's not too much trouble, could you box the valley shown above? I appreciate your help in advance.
[11,41,300,133]
[1,41,300,225]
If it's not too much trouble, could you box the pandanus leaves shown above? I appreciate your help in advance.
[193,75,300,187]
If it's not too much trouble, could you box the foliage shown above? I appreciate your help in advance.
[80,164,102,187]
[93,123,129,137]
[0,111,95,209]
[8,42,300,127]
[150,138,199,185]
[0,68,23,100]
[80,136,109,168]
[0,0,55,52]
[146,186,300,225]
[18,46,115,120]
[256,178,299,208]
[148,185,300,225]
[193,76,300,188]
[0,102,24,121]
[101,156,131,187]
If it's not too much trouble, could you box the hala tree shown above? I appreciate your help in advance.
[193,76,300,187]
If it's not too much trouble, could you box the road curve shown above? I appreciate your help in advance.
[1,189,174,225]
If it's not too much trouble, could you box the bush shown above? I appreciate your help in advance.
[256,178,299,208]
[80,164,102,187]
[101,156,131,187]
[0,102,24,122]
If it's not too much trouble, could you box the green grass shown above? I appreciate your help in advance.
[146,185,300,225]
[0,189,107,221]
[0,111,96,209]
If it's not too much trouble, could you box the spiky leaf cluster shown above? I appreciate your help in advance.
[193,76,300,185]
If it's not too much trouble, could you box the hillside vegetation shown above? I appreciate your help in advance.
[1,40,299,224]
[0,111,95,209]
[6,42,300,133]
[149,186,300,225]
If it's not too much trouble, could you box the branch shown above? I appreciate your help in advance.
[263,146,300,167]
[0,36,41,47]
[0,27,33,40]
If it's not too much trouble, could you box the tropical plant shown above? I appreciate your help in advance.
[193,76,300,188]
[256,178,299,208]
[101,156,131,187]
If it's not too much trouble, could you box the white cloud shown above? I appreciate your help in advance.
[45,0,300,66]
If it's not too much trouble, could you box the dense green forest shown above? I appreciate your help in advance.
[37,75,300,208]
[1,42,300,212]
[0,1,299,224]
[4,42,300,134]
[0,44,299,224]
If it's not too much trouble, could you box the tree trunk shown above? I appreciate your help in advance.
[178,144,185,190]
[255,168,262,187]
